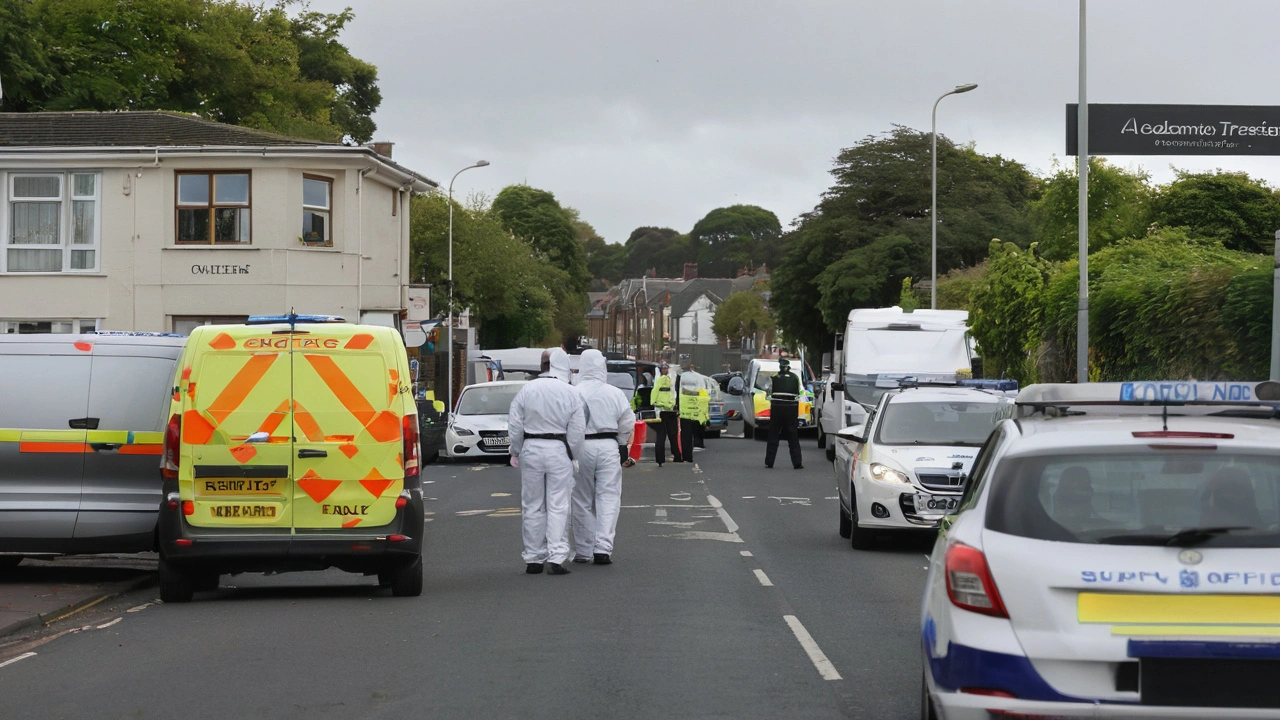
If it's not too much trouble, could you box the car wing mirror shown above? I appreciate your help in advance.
[727,377,745,395]
[836,425,866,443]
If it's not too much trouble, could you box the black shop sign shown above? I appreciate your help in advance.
[1067,104,1280,156]
[191,264,251,275]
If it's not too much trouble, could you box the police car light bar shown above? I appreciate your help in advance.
[1015,381,1280,407]
[246,313,347,327]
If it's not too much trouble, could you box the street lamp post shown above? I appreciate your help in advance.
[931,83,978,310]
[446,160,490,415]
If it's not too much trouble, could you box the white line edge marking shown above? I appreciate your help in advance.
[96,618,122,629]
[740,550,753,557]
[754,569,773,587]
[706,495,739,533]
[783,615,842,681]
[0,652,36,669]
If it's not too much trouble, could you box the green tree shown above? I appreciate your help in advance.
[491,185,591,292]
[1150,171,1280,254]
[3,0,380,143]
[968,240,1055,384]
[712,291,776,351]
[1030,158,1152,260]
[689,204,782,277]
[621,226,694,278]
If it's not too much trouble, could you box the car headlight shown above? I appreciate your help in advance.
[453,426,475,436]
[869,462,910,484]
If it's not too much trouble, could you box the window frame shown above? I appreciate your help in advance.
[301,174,333,247]
[174,170,253,246]
[2,171,102,274]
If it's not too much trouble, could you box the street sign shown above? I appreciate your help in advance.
[402,320,427,348]
[1067,104,1280,156]
[407,285,431,322]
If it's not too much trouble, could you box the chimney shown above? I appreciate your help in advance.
[368,141,394,159]
[682,262,698,280]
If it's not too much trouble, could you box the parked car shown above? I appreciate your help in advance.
[712,372,745,424]
[0,333,185,566]
[740,358,815,441]
[444,381,528,459]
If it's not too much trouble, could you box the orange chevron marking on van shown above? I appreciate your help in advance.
[209,332,236,350]
[292,401,324,442]
[342,517,362,529]
[206,354,278,425]
[229,444,257,463]
[345,334,375,350]
[296,471,341,503]
[304,354,376,425]
[182,410,216,445]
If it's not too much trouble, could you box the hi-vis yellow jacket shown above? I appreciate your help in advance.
[167,323,416,531]
[652,374,676,412]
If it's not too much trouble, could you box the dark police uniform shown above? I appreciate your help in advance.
[765,360,803,469]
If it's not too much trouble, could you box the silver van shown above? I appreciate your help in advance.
[0,333,184,566]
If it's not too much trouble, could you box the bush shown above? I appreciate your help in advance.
[968,240,1055,384]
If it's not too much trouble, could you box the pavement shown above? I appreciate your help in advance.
[0,554,156,641]
[0,425,934,719]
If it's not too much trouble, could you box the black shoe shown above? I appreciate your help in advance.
[546,563,571,575]
[525,563,544,574]
[794,465,804,470]
[657,462,663,467]
[593,553,612,565]
[765,464,773,469]
[571,557,590,564]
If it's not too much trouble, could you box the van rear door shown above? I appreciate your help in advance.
[0,341,91,545]
[185,333,293,529]
[290,329,404,531]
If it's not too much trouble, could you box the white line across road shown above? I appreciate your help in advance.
[783,615,843,681]
[753,569,773,587]
[0,652,36,669]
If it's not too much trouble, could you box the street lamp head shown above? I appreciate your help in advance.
[474,160,490,167]
[954,83,979,94]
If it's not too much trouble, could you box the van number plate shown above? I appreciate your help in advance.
[912,494,960,514]
[200,479,281,495]
[210,504,277,519]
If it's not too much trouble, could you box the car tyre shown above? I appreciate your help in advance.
[921,671,938,720]
[849,487,875,550]
[0,555,23,569]
[192,572,220,593]
[159,558,194,604]
[817,426,827,449]
[838,501,852,539]
[753,425,767,441]
[826,443,836,463]
[388,556,423,597]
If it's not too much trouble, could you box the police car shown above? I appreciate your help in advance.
[922,381,1280,718]
[834,382,1013,549]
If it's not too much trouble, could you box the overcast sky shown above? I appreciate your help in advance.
[308,0,1280,244]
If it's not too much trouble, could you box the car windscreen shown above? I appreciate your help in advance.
[874,400,1002,446]
[753,370,775,393]
[985,451,1280,547]
[456,385,522,415]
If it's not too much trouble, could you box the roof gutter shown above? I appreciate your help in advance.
[0,145,438,191]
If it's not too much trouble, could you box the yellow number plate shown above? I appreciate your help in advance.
[207,504,279,519]
[199,479,283,495]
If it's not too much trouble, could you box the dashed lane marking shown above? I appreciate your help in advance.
[656,531,743,543]
[767,496,811,506]
[784,615,843,681]
[456,509,496,516]
[754,569,774,587]
[0,652,36,669]
[95,618,122,630]
[705,495,739,534]
[491,492,511,497]
[487,508,520,518]
[655,508,667,518]
[740,551,753,557]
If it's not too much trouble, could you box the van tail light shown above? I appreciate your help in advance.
[162,413,182,479]
[945,542,1009,618]
[402,414,420,479]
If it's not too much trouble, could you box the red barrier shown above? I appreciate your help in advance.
[629,421,646,460]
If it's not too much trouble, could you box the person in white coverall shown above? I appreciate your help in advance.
[507,348,585,575]
[570,350,636,565]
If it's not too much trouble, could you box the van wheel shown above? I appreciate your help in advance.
[159,559,194,603]
[387,556,423,597]
[817,427,827,449]
[0,556,22,569]
[192,572,220,593]
[849,488,875,550]
[753,426,767,441]
[826,443,837,462]
[838,501,852,539]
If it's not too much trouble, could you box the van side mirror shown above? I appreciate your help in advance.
[836,425,866,443]
[727,377,745,395]
[830,381,844,391]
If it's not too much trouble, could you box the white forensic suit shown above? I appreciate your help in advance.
[508,349,585,566]
[570,350,636,560]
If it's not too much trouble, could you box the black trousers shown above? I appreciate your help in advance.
[679,418,698,461]
[654,411,680,464]
[765,402,803,468]
[693,421,705,448]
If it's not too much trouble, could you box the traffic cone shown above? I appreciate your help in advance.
[629,421,645,461]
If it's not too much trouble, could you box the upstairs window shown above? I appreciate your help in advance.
[302,175,332,246]
[4,172,100,273]
[176,171,250,244]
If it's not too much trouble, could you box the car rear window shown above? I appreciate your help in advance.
[457,385,522,415]
[986,451,1280,547]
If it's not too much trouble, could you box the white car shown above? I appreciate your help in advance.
[444,381,527,459]
[922,381,1280,719]
[834,385,1009,549]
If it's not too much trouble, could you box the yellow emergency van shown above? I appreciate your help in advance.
[157,314,423,602]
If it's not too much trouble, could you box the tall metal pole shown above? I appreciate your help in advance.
[1076,0,1089,382]
[445,161,489,415]
[931,84,977,310]
[1271,229,1280,380]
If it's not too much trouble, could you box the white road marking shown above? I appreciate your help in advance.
[825,496,838,500]
[655,508,667,517]
[706,495,739,533]
[754,569,773,587]
[423,480,435,484]
[670,492,692,501]
[456,509,496,516]
[923,554,932,561]
[656,531,742,543]
[0,652,37,669]
[740,550,753,557]
[648,520,703,528]
[95,618,122,630]
[126,603,153,613]
[622,504,714,509]
[783,615,843,681]
[767,496,811,506]
[490,492,511,497]
[742,496,755,499]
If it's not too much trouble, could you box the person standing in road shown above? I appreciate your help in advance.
[508,348,585,575]
[651,360,679,466]
[570,350,636,566]
[677,368,710,460]
[765,357,804,470]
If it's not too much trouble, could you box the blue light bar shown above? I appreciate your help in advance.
[960,379,1020,392]
[1017,381,1280,406]
[246,313,346,326]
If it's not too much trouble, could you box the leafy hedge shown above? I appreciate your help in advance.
[969,228,1273,384]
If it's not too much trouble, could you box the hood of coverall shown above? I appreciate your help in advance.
[548,348,572,383]
[575,349,607,386]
